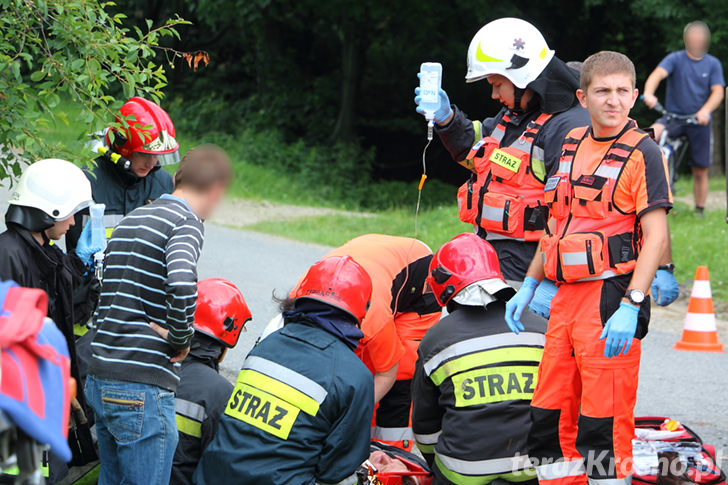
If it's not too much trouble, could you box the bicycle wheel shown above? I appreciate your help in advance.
[663,146,677,191]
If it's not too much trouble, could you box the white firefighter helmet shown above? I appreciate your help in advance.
[466,18,555,89]
[8,159,92,222]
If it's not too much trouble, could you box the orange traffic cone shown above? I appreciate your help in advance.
[674,266,725,352]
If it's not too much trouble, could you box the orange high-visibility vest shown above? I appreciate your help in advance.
[542,122,649,283]
[457,112,553,242]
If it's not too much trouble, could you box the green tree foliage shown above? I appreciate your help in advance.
[0,0,189,179]
[6,0,724,185]
[124,0,726,187]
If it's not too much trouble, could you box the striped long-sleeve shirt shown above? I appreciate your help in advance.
[88,195,204,391]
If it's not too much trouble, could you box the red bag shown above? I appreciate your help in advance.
[633,416,725,485]
[359,441,433,485]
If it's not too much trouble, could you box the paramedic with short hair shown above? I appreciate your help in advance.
[505,51,672,485]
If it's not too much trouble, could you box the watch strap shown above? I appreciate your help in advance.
[625,289,645,306]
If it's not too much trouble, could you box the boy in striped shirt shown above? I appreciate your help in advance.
[85,145,232,485]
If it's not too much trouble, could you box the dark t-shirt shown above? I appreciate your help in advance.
[659,50,725,115]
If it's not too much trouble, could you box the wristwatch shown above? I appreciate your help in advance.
[658,263,675,273]
[625,289,646,306]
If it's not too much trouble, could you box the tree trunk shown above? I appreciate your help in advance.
[331,20,362,143]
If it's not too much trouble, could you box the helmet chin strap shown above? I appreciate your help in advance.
[511,87,526,114]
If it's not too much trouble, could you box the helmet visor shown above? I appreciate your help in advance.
[56,199,92,221]
[158,149,181,166]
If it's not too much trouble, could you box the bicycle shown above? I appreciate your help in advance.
[644,98,699,189]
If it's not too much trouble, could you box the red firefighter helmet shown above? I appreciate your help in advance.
[194,278,252,348]
[106,97,180,165]
[295,256,373,324]
[428,233,511,306]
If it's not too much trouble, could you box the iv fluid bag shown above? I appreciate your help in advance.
[419,62,442,120]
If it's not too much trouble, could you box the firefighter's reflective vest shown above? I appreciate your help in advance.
[542,122,649,283]
[457,113,552,242]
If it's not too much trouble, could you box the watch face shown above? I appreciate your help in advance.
[629,290,645,304]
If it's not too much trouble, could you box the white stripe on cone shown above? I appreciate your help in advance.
[683,312,718,332]
[690,280,712,299]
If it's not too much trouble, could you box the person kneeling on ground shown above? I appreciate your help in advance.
[171,278,252,485]
[413,233,546,485]
[195,256,375,485]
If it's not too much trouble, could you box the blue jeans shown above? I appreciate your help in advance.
[85,375,178,485]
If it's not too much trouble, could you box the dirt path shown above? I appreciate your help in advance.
[209,198,373,227]
[674,189,726,211]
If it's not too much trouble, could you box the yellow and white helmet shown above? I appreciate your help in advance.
[8,159,92,222]
[466,18,555,89]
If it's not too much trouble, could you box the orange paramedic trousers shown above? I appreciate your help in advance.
[528,280,642,485]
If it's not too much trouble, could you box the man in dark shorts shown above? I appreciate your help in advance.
[643,21,725,216]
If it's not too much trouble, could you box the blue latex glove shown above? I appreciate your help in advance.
[414,82,453,124]
[504,277,539,334]
[651,269,679,306]
[600,302,639,358]
[528,279,558,319]
[75,221,105,266]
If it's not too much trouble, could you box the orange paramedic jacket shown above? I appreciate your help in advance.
[319,234,439,380]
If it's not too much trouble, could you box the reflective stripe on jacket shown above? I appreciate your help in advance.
[194,321,374,485]
[542,121,649,283]
[457,113,553,242]
[171,351,233,485]
[412,302,547,481]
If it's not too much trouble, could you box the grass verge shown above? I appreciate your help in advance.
[37,99,728,305]
[246,204,472,251]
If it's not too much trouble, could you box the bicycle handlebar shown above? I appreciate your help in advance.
[641,96,699,124]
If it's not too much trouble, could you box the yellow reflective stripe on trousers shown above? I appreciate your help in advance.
[424,332,545,376]
[238,369,321,417]
[436,459,537,485]
[225,381,299,440]
[430,347,543,386]
[176,413,202,438]
[452,364,539,407]
[435,453,535,482]
[417,443,436,454]
[1,462,50,478]
[242,356,327,408]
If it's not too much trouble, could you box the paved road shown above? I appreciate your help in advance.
[195,224,329,374]
[199,222,728,457]
[1,180,726,459]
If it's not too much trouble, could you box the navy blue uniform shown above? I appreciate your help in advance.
[171,335,233,485]
[66,157,173,250]
[195,320,374,485]
[413,301,547,484]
